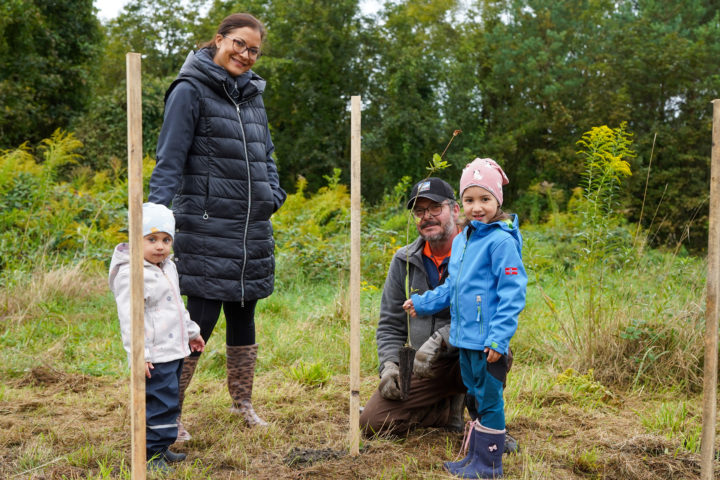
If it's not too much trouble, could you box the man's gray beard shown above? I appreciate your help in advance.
[421,220,456,244]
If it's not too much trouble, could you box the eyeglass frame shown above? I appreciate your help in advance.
[411,201,450,219]
[222,34,262,58]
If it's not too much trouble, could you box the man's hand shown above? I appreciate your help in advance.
[413,330,444,378]
[189,336,205,353]
[145,361,154,378]
[379,361,402,400]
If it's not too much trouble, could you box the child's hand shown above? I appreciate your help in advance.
[484,347,501,363]
[402,299,417,317]
[145,362,154,378]
[189,336,205,353]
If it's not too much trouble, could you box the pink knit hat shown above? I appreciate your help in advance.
[459,158,509,205]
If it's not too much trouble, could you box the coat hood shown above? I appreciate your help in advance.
[167,48,265,103]
[108,243,174,293]
[108,243,130,293]
[466,213,523,251]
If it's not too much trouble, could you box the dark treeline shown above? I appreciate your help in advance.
[1,0,719,250]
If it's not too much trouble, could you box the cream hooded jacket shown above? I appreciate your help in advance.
[109,243,200,363]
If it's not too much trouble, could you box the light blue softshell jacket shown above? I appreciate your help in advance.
[410,214,527,354]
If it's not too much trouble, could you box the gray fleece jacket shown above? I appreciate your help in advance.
[376,236,457,375]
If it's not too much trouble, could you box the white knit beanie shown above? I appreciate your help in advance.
[142,202,175,239]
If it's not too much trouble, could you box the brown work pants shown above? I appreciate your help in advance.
[360,356,466,435]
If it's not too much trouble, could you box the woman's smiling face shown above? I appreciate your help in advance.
[213,27,261,77]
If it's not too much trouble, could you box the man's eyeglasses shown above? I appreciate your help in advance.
[222,35,262,58]
[412,202,447,219]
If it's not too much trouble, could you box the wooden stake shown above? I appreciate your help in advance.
[126,52,146,480]
[701,99,720,480]
[349,95,361,456]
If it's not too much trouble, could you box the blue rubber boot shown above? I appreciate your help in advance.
[454,425,505,478]
[443,420,478,473]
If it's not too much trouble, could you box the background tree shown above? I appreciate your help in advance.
[360,0,461,199]
[0,0,102,149]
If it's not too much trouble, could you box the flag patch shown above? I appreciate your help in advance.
[505,267,518,275]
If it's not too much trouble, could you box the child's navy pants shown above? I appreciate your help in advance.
[146,359,182,455]
[459,348,507,430]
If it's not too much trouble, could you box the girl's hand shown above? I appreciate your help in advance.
[145,362,154,378]
[402,299,417,317]
[484,347,501,363]
[189,336,205,353]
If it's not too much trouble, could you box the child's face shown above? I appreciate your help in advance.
[462,186,499,224]
[143,232,173,264]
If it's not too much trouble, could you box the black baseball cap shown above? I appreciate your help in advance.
[406,177,456,209]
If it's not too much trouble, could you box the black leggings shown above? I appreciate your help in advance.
[186,296,257,357]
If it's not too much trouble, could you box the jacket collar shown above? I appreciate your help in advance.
[170,49,265,102]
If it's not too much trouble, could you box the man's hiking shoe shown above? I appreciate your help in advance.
[176,420,191,442]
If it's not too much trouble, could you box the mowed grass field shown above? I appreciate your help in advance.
[1,250,718,479]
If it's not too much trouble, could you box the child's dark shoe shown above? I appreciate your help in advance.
[147,455,171,474]
[162,449,187,463]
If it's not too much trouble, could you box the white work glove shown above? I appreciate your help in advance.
[379,361,402,400]
[413,330,445,378]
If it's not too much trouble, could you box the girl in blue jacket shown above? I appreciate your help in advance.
[404,158,527,479]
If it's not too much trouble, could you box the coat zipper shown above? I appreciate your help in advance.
[235,103,251,307]
[476,295,483,335]
[223,83,261,307]
[454,238,469,344]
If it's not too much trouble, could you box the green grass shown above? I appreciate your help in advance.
[0,194,717,478]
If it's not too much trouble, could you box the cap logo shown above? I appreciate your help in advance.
[473,170,483,180]
[418,181,431,193]
[150,227,159,233]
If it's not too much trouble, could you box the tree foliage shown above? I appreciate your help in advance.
[2,0,720,250]
[0,0,102,148]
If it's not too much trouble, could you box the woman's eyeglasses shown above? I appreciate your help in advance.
[222,35,262,58]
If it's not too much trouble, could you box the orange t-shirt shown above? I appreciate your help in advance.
[423,241,452,278]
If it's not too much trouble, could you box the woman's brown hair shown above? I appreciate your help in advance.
[198,13,266,57]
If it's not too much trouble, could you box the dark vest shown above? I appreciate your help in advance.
[168,52,276,302]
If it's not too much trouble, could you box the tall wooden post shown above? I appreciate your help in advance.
[701,99,720,480]
[349,95,361,456]
[126,52,146,480]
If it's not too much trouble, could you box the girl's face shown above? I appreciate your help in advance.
[462,186,499,224]
[143,232,173,265]
[213,27,262,77]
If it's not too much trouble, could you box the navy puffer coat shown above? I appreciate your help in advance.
[148,49,286,303]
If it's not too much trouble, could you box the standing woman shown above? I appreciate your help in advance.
[148,13,286,440]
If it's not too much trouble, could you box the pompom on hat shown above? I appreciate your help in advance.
[142,202,175,240]
[459,158,509,205]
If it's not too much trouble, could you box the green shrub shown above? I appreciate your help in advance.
[0,131,153,274]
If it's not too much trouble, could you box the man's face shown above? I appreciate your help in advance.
[412,197,458,242]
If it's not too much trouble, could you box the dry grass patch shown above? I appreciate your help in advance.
[1,364,718,479]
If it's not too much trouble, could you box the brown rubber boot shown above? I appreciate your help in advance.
[227,344,268,427]
[176,356,199,442]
